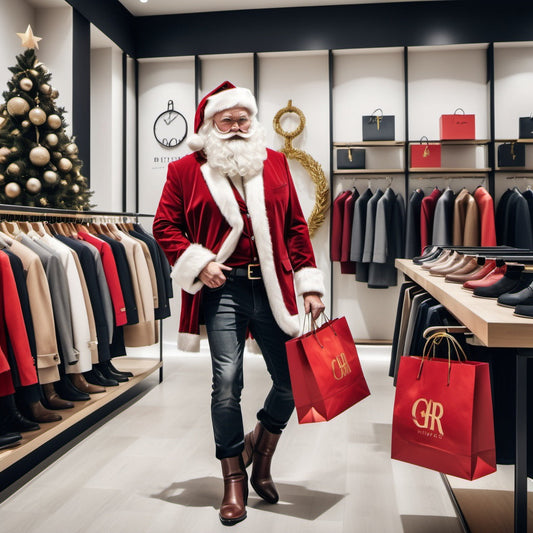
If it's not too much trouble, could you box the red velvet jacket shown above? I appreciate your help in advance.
[153,149,324,352]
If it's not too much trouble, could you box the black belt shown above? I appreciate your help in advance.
[229,264,262,280]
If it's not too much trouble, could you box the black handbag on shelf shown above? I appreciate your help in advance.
[519,116,533,139]
[498,142,526,167]
[362,108,395,141]
[337,148,365,169]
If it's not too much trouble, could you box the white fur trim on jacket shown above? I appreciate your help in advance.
[244,172,300,338]
[178,332,201,352]
[171,243,216,294]
[294,267,325,297]
[204,87,258,121]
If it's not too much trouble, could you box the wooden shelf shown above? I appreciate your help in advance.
[408,168,491,173]
[496,167,533,172]
[334,169,405,175]
[334,141,405,147]
[496,139,533,144]
[0,357,161,474]
[409,139,490,145]
[395,259,533,347]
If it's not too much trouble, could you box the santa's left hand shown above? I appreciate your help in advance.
[303,292,326,321]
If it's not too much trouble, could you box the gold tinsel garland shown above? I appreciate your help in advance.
[273,100,329,237]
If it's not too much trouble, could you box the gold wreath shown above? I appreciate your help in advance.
[273,100,329,237]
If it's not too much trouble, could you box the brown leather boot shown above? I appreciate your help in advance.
[249,422,281,504]
[219,456,248,526]
[68,373,106,394]
[42,383,74,410]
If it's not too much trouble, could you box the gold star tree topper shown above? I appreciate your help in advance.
[16,25,42,49]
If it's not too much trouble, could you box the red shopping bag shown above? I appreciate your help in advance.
[391,332,496,480]
[410,137,441,168]
[440,108,476,140]
[285,315,370,424]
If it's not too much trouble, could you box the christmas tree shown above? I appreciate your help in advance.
[0,25,92,210]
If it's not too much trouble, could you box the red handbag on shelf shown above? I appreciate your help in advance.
[285,315,370,424]
[391,332,496,481]
[440,108,476,140]
[410,137,441,168]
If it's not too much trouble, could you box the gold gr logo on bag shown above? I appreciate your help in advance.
[412,398,444,437]
[332,352,351,380]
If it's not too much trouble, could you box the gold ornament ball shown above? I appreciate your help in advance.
[65,143,79,155]
[58,158,73,172]
[43,170,58,184]
[47,114,61,129]
[29,107,47,126]
[7,97,29,116]
[52,151,62,160]
[46,133,59,147]
[19,77,33,91]
[40,198,48,206]
[40,83,51,95]
[0,174,3,182]
[11,129,20,136]
[0,116,6,129]
[21,120,30,129]
[51,89,59,99]
[26,177,42,193]
[29,146,51,166]
[60,179,67,186]
[0,147,10,163]
[6,162,20,176]
[71,184,80,194]
[5,182,21,198]
[29,69,38,77]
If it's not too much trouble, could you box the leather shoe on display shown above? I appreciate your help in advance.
[0,394,40,432]
[0,431,22,450]
[472,265,523,298]
[95,362,129,383]
[71,372,107,394]
[514,303,533,318]
[413,246,442,264]
[422,249,452,270]
[27,400,62,423]
[498,280,533,307]
[84,368,118,387]
[445,257,482,282]
[429,253,466,276]
[463,265,506,291]
[108,359,133,378]
[42,383,74,409]
[54,376,91,402]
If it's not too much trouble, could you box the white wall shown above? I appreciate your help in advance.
[0,0,35,83]
[90,45,123,210]
[126,55,136,212]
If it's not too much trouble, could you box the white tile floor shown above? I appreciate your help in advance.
[0,343,467,533]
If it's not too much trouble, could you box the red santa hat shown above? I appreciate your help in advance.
[187,80,258,151]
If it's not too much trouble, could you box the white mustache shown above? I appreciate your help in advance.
[212,127,255,140]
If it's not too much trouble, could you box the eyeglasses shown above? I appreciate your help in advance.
[214,116,251,132]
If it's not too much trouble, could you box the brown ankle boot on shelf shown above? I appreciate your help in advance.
[249,422,281,504]
[28,400,62,423]
[219,456,248,526]
[42,383,74,410]
[68,373,106,394]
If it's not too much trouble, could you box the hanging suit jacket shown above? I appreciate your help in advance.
[453,188,480,246]
[420,188,442,251]
[473,186,497,247]
[503,188,533,249]
[350,188,373,283]
[331,190,352,262]
[340,189,359,274]
[405,189,424,258]
[7,238,60,384]
[432,188,455,246]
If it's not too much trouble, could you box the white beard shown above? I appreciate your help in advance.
[200,120,267,179]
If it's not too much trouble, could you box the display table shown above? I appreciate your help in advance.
[396,258,533,533]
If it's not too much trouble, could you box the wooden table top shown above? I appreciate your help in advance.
[396,258,533,348]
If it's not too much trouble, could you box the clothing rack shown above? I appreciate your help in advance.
[0,205,165,496]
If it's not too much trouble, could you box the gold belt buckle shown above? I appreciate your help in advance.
[247,263,261,280]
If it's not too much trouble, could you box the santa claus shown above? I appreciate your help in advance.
[153,81,325,526]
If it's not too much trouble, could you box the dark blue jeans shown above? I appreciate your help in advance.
[202,273,294,460]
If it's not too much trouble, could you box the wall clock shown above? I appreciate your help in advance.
[153,100,187,147]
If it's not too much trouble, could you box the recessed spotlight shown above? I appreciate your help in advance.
[140,0,148,3]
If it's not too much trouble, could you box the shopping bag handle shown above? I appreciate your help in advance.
[417,331,468,385]
[307,312,336,349]
[454,108,465,115]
